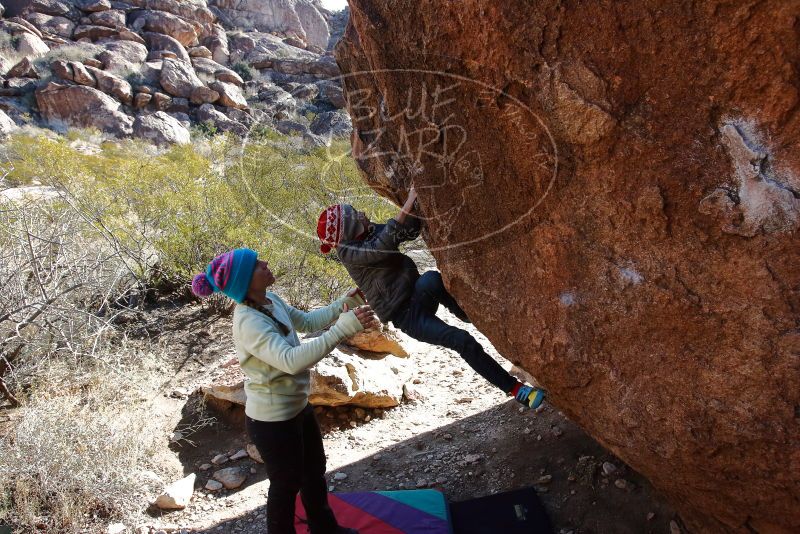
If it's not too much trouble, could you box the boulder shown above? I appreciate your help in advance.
[303,131,328,149]
[15,32,49,57]
[0,20,36,39]
[335,1,800,532]
[131,0,214,25]
[237,32,338,78]
[315,79,345,109]
[214,68,243,86]
[133,91,151,108]
[85,65,132,104]
[22,12,75,38]
[76,0,111,12]
[117,29,147,46]
[288,82,318,100]
[343,325,408,357]
[195,102,246,135]
[159,57,203,98]
[190,56,239,84]
[201,23,229,64]
[151,90,170,110]
[142,31,190,63]
[256,83,296,113]
[88,9,125,28]
[275,118,307,136]
[97,39,148,75]
[132,111,190,145]
[69,61,96,86]
[274,54,338,78]
[35,82,133,136]
[72,24,118,40]
[11,0,77,18]
[309,348,409,408]
[186,44,209,58]
[309,110,352,139]
[0,109,18,137]
[7,16,44,38]
[208,80,246,109]
[3,77,37,95]
[6,57,38,78]
[131,9,198,47]
[50,59,73,81]
[203,345,409,410]
[189,85,218,105]
[153,473,194,510]
[225,106,256,128]
[210,0,330,50]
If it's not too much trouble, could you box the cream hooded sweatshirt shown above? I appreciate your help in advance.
[232,291,365,422]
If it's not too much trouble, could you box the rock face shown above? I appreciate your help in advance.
[335,1,800,533]
[0,0,349,145]
[211,0,330,50]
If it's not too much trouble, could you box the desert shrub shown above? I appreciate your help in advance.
[231,61,255,82]
[0,155,176,532]
[193,119,219,138]
[4,132,396,307]
[0,347,166,533]
[33,43,102,81]
[0,191,149,400]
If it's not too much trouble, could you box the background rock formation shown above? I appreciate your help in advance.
[335,1,800,532]
[0,0,352,144]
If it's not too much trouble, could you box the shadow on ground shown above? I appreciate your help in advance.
[183,399,678,534]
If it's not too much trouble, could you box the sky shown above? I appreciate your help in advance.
[320,0,348,11]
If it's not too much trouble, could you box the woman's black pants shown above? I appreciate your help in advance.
[246,405,339,534]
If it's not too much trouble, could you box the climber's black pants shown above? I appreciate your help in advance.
[392,271,518,393]
[246,405,338,534]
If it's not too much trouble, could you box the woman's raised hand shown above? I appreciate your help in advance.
[343,303,379,330]
[347,287,366,302]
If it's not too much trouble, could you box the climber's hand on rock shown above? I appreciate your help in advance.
[405,186,417,209]
[344,303,378,329]
[397,186,417,223]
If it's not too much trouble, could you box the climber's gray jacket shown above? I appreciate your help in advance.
[335,206,422,323]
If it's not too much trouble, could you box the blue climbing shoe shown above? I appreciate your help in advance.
[515,385,545,409]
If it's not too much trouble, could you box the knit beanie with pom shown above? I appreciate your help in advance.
[317,204,365,254]
[191,248,258,303]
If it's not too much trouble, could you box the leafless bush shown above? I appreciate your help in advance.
[0,346,166,532]
[0,186,147,405]
[0,172,177,531]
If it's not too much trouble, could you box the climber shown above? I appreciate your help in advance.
[316,188,545,409]
[191,248,374,534]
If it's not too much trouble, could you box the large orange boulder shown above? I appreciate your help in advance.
[334,1,800,532]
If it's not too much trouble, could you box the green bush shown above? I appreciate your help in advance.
[5,131,395,308]
[231,61,256,82]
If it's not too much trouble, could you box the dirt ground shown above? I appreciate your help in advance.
[128,296,682,534]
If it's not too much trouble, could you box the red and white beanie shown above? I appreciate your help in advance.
[317,204,344,254]
[317,204,365,254]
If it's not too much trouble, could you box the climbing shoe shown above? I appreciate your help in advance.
[514,384,545,409]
